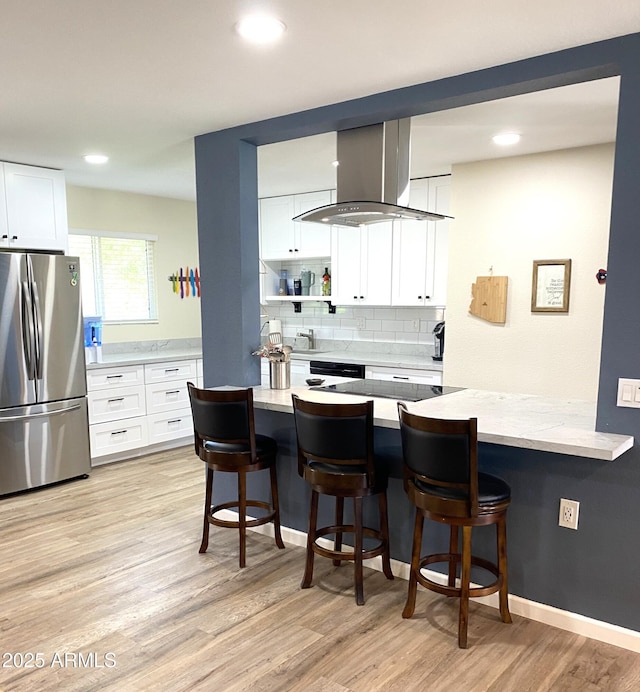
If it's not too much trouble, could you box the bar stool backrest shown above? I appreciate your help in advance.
[292,395,375,483]
[397,402,479,517]
[187,383,257,460]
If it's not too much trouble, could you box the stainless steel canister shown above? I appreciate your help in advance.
[269,360,290,389]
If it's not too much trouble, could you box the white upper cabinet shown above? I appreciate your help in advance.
[260,190,331,260]
[1,163,68,252]
[331,222,393,306]
[392,176,450,306]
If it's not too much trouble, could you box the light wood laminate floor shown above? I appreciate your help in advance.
[1,447,638,692]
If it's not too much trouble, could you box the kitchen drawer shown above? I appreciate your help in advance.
[89,416,148,458]
[147,408,193,445]
[144,359,197,384]
[145,381,190,415]
[364,365,442,386]
[291,359,311,377]
[86,364,145,391]
[87,385,146,424]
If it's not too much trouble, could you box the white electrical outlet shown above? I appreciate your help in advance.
[559,498,580,530]
[357,317,366,329]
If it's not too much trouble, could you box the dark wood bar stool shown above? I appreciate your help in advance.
[292,394,394,605]
[187,383,284,568]
[397,402,512,648]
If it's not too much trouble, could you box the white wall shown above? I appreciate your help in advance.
[66,185,201,343]
[444,144,614,399]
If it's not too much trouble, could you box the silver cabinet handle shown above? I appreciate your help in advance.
[392,375,410,380]
[107,397,125,403]
[106,374,124,379]
[110,430,128,436]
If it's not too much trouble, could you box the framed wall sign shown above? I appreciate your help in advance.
[531,259,571,312]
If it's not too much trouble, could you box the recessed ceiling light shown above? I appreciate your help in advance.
[84,154,109,164]
[492,133,521,146]
[235,15,286,44]
[332,160,339,167]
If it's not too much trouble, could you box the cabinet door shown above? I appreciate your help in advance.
[428,177,450,306]
[331,226,362,305]
[294,190,332,257]
[360,223,393,305]
[259,196,296,260]
[0,166,8,247]
[3,163,68,252]
[392,177,449,307]
[392,218,433,305]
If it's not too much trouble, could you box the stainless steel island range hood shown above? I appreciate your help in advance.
[293,119,451,227]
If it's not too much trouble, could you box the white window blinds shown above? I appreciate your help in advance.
[68,231,158,322]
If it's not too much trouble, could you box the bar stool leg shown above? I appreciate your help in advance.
[403,508,424,618]
[354,496,364,605]
[301,490,319,588]
[448,525,459,588]
[458,525,472,648]
[497,514,512,624]
[378,491,394,580]
[269,464,285,550]
[237,469,247,568]
[333,497,344,566]
[199,467,213,554]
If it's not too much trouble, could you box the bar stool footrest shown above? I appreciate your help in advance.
[312,524,386,562]
[208,500,276,529]
[416,552,503,598]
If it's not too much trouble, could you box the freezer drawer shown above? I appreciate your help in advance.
[0,397,90,496]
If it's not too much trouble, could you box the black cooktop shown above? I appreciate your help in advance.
[311,380,464,402]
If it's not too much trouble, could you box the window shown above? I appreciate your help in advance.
[68,230,158,322]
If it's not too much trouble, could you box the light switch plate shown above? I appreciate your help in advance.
[616,378,640,408]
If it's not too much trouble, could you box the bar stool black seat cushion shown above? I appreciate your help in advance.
[413,472,510,505]
[203,434,277,457]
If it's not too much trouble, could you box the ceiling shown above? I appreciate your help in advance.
[1,2,638,202]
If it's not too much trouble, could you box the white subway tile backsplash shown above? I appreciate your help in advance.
[261,301,444,350]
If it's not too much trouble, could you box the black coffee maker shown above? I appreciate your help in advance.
[432,321,445,361]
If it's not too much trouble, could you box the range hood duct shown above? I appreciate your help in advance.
[293,119,450,227]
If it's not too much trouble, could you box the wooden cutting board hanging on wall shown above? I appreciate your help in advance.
[469,275,508,324]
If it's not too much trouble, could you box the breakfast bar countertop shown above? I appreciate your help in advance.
[252,381,634,462]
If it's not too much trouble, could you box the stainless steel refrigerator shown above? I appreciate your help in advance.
[0,251,90,496]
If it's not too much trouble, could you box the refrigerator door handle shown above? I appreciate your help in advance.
[31,281,44,380]
[21,281,36,381]
[0,404,82,423]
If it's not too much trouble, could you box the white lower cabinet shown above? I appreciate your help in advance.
[365,365,442,386]
[147,409,194,445]
[88,385,146,424]
[89,417,148,457]
[87,357,201,462]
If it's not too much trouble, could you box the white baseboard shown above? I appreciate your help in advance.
[217,509,640,653]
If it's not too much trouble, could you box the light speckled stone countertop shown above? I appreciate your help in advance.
[86,348,442,371]
[85,348,203,369]
[252,377,633,461]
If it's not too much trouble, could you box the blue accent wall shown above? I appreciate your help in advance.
[194,33,640,631]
